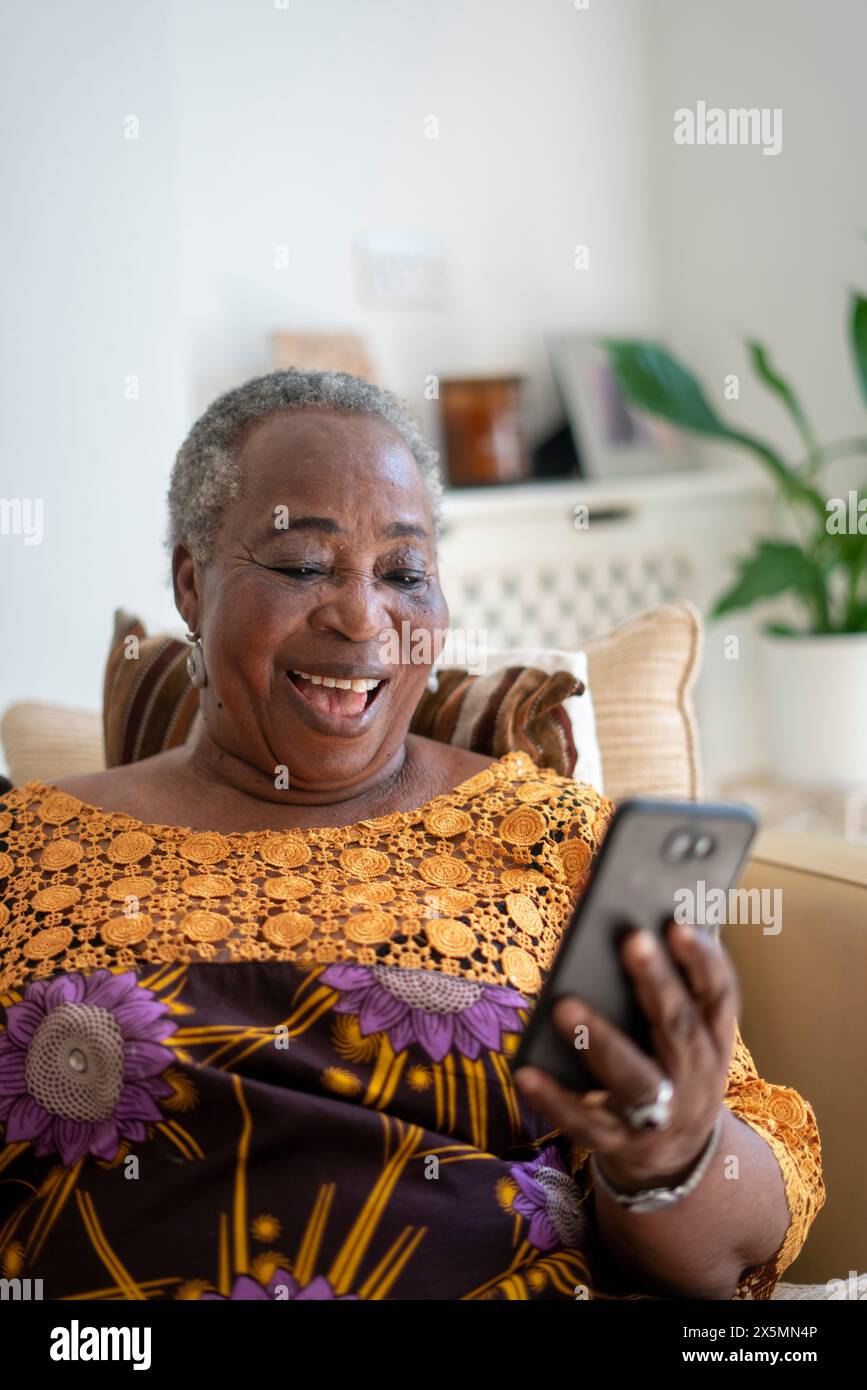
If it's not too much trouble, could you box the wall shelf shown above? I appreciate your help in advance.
[441,461,771,524]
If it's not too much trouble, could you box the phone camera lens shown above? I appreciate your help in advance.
[693,834,715,859]
[663,830,694,863]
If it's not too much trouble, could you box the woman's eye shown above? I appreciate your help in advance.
[384,570,427,590]
[273,566,326,580]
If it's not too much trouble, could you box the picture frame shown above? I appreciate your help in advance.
[547,334,698,479]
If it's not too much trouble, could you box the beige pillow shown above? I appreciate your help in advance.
[0,602,702,799]
[1,701,105,786]
[583,601,702,802]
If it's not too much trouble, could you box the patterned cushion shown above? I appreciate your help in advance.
[411,666,581,774]
[102,611,585,778]
[103,612,201,768]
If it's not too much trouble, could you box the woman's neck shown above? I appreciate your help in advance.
[182,728,421,830]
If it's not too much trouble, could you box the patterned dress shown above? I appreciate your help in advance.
[0,751,824,1300]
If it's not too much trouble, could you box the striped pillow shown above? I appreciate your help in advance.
[102,611,583,776]
[103,612,201,768]
[411,666,581,774]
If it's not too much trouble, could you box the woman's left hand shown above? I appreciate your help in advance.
[513,921,739,1193]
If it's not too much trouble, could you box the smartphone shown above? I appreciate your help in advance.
[511,798,758,1091]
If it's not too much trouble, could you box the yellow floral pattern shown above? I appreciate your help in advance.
[0,753,605,994]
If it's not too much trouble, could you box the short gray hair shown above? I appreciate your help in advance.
[167,368,443,564]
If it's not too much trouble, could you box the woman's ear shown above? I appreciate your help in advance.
[172,544,201,634]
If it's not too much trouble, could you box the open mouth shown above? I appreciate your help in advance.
[286,670,386,719]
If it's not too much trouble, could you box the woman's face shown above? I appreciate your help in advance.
[174,408,448,796]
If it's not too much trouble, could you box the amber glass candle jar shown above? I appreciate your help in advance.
[439,376,527,487]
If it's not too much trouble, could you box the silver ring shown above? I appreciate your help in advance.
[623,1077,675,1131]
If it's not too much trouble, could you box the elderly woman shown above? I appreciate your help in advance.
[0,371,823,1301]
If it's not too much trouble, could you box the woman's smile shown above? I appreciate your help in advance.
[285,665,390,729]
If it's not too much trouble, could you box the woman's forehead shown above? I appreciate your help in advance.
[232,408,433,525]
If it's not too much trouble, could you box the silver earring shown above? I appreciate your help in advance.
[186,634,208,689]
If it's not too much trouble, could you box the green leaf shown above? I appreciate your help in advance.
[711,541,826,620]
[818,516,867,563]
[605,339,826,520]
[843,598,867,632]
[746,340,818,460]
[852,294,867,405]
[605,340,728,437]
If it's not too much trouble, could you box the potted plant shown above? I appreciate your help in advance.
[606,298,867,789]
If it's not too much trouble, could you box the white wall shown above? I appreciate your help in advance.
[649,0,867,786]
[168,0,661,439]
[0,0,661,747]
[652,0,867,457]
[0,0,187,734]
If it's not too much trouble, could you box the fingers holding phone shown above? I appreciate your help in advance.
[514,921,739,1192]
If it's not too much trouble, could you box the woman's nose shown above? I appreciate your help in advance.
[308,575,394,644]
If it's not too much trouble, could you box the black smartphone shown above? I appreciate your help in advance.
[511,798,758,1091]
